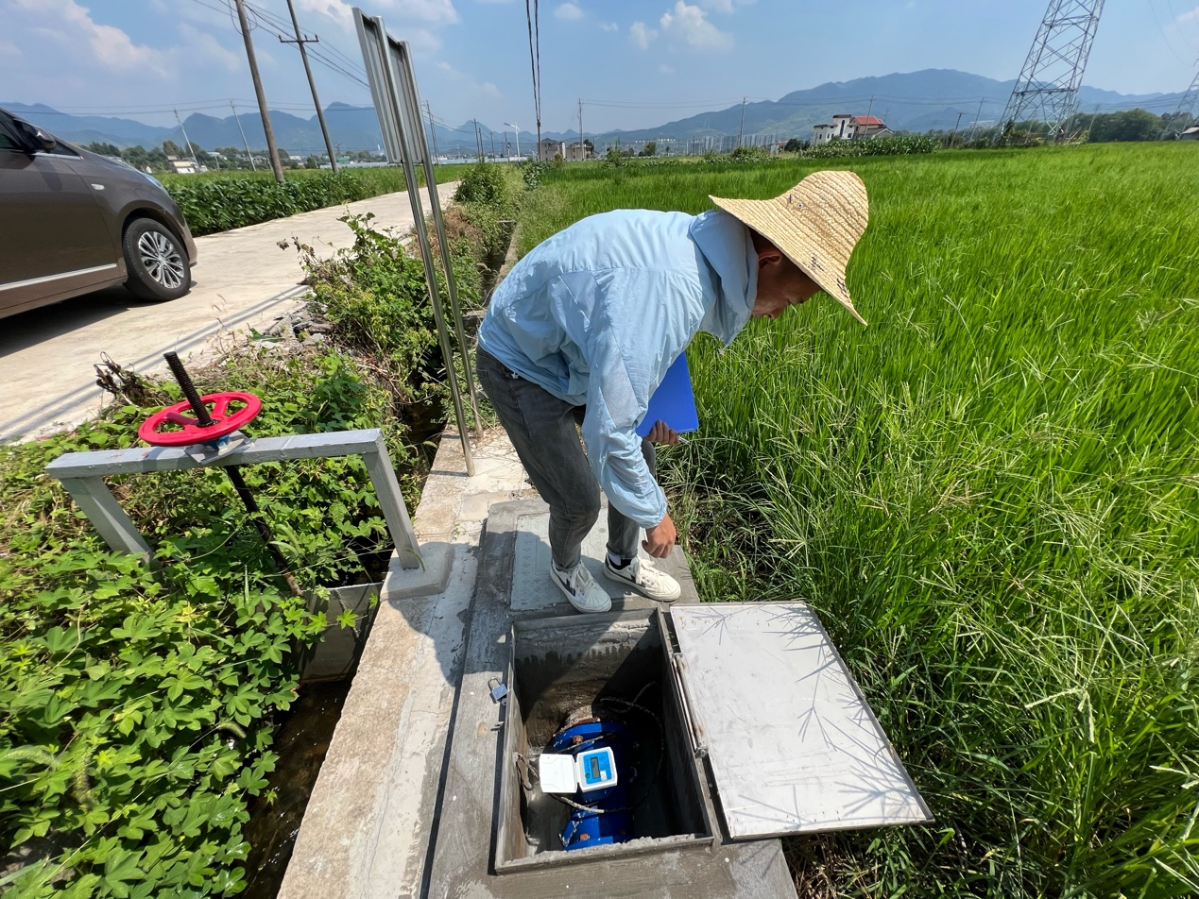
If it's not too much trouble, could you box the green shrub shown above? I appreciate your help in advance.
[166,173,371,237]
[451,162,511,211]
[801,134,938,158]
[0,346,415,897]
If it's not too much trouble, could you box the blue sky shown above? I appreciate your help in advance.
[3,0,1199,132]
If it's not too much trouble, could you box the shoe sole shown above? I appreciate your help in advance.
[550,568,612,614]
[602,565,681,602]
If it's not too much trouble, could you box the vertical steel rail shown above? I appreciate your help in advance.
[394,40,483,439]
[366,14,475,476]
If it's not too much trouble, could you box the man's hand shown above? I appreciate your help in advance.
[646,420,681,445]
[643,512,677,558]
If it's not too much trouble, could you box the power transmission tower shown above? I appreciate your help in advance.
[737,97,746,148]
[1164,66,1199,137]
[233,0,284,181]
[281,0,337,173]
[999,0,1105,142]
[578,98,583,159]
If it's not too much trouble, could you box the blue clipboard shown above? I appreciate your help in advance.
[636,352,699,438]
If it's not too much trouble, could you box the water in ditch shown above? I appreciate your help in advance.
[239,681,348,897]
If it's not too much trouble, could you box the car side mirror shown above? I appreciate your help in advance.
[34,130,57,152]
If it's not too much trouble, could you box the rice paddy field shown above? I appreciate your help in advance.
[515,145,1199,897]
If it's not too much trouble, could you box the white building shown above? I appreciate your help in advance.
[537,139,565,161]
[564,142,590,161]
[812,114,889,144]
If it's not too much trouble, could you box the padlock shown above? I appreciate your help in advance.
[487,676,508,705]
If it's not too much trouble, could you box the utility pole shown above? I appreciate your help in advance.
[967,97,984,143]
[578,98,584,159]
[425,101,440,161]
[949,111,964,147]
[867,95,875,119]
[737,97,746,148]
[233,0,284,182]
[230,100,256,170]
[282,0,337,173]
[173,109,200,169]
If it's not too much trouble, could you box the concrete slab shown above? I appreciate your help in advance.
[0,183,457,442]
[510,506,697,614]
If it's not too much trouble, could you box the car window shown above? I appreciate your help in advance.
[0,115,25,150]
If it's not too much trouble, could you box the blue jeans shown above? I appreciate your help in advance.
[476,349,655,570]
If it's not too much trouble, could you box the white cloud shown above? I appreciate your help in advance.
[599,21,618,32]
[659,64,674,74]
[1177,5,1199,24]
[629,20,659,49]
[659,1,732,51]
[12,0,172,77]
[0,40,21,60]
[698,0,754,11]
[435,60,502,101]
[178,23,240,72]
[555,3,584,20]
[297,0,354,29]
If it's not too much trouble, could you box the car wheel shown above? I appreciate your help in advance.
[123,218,191,301]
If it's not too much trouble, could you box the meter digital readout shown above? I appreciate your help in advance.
[577,747,617,792]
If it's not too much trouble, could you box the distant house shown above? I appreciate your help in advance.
[1181,126,1199,141]
[812,123,838,145]
[166,156,198,175]
[537,138,565,161]
[812,114,890,145]
[852,115,887,138]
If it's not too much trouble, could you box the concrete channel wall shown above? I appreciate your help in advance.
[279,427,536,898]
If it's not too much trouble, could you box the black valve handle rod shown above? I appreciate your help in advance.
[162,353,303,598]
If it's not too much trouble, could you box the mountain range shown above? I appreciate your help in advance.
[3,69,1185,156]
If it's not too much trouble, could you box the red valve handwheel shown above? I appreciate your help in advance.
[138,391,262,447]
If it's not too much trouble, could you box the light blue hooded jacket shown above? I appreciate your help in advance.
[477,208,758,528]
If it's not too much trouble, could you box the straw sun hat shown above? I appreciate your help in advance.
[709,170,870,325]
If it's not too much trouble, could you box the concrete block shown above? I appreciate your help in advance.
[382,541,454,600]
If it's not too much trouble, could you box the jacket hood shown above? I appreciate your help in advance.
[689,209,757,346]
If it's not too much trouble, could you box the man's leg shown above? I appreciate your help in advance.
[476,350,599,571]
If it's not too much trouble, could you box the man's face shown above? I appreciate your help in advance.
[751,249,822,319]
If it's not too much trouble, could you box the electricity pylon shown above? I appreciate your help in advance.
[999,0,1105,141]
[1163,66,1199,138]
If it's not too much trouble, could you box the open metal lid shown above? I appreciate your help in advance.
[668,602,932,840]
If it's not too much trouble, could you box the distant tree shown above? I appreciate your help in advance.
[1085,108,1163,143]
[84,141,122,157]
[583,138,594,156]
[162,139,183,157]
[783,137,804,152]
[639,140,657,157]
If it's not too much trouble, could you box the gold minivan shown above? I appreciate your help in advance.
[0,107,198,320]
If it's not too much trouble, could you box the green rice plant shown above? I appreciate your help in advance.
[515,142,1199,897]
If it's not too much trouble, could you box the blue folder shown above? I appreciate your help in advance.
[636,352,699,438]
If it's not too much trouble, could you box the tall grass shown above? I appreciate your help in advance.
[517,144,1199,897]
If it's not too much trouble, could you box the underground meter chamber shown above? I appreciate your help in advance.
[494,603,932,873]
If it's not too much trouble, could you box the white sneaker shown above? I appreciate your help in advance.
[550,562,612,614]
[603,557,681,602]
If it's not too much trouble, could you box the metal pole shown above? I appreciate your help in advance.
[377,30,477,474]
[233,0,285,182]
[283,0,339,173]
[230,100,257,170]
[394,41,484,441]
[426,101,440,161]
[173,109,200,169]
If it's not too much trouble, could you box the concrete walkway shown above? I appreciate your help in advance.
[0,182,457,443]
